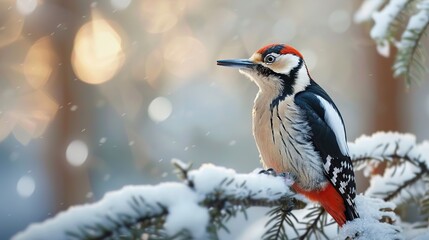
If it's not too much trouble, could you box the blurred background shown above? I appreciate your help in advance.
[0,0,428,239]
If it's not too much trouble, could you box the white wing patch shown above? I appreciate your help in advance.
[316,96,349,156]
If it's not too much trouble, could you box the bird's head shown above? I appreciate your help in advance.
[217,44,310,96]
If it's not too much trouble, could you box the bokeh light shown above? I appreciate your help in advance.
[148,97,172,122]
[140,0,184,34]
[144,48,164,87]
[71,16,125,84]
[163,36,208,79]
[110,0,132,10]
[16,175,36,198]
[70,105,78,111]
[0,1,415,239]
[0,91,58,145]
[16,0,37,15]
[99,137,107,144]
[66,140,89,166]
[0,11,24,47]
[24,37,56,89]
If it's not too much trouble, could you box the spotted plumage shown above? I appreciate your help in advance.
[217,43,359,226]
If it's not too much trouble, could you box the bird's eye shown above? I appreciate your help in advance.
[264,55,276,64]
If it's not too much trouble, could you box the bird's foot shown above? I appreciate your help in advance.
[278,172,296,186]
[258,169,296,185]
[277,172,296,179]
[258,168,277,176]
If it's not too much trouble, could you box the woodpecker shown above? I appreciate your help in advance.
[217,44,359,226]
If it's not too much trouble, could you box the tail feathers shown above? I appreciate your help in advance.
[344,203,360,222]
[317,184,347,227]
[293,183,359,227]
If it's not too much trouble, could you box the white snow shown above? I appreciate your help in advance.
[161,184,209,239]
[189,163,293,200]
[412,232,429,240]
[340,218,402,240]
[349,132,418,176]
[339,195,402,240]
[350,131,429,172]
[354,195,397,221]
[354,0,386,23]
[349,132,429,204]
[349,132,416,159]
[397,2,429,49]
[400,221,429,240]
[371,0,408,39]
[394,1,429,76]
[13,163,292,240]
[239,195,402,240]
[356,0,429,59]
[376,39,391,57]
[13,183,208,240]
[370,0,408,56]
[365,161,426,204]
[16,129,429,240]
[415,140,429,169]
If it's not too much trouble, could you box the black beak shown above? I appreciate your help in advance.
[217,59,256,69]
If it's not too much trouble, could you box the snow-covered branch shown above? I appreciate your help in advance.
[263,195,402,240]
[15,132,429,239]
[13,163,296,240]
[13,161,404,240]
[339,196,402,240]
[394,1,429,82]
[349,132,429,203]
[354,0,386,23]
[355,0,429,84]
[349,132,429,172]
[370,0,408,43]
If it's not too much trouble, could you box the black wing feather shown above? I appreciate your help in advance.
[294,80,359,221]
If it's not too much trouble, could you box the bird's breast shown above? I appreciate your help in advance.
[253,94,326,190]
[252,93,284,172]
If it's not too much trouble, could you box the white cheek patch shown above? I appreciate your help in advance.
[316,96,349,156]
[270,54,302,75]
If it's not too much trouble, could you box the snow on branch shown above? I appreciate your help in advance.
[394,1,429,82]
[370,0,408,41]
[14,133,424,239]
[13,162,296,240]
[349,132,429,204]
[370,0,408,57]
[355,0,429,84]
[354,0,386,24]
[261,195,402,239]
[340,195,403,240]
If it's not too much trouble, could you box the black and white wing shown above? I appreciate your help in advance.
[294,80,359,221]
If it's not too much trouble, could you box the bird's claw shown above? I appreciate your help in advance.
[259,169,296,185]
[258,168,277,176]
[279,172,296,185]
